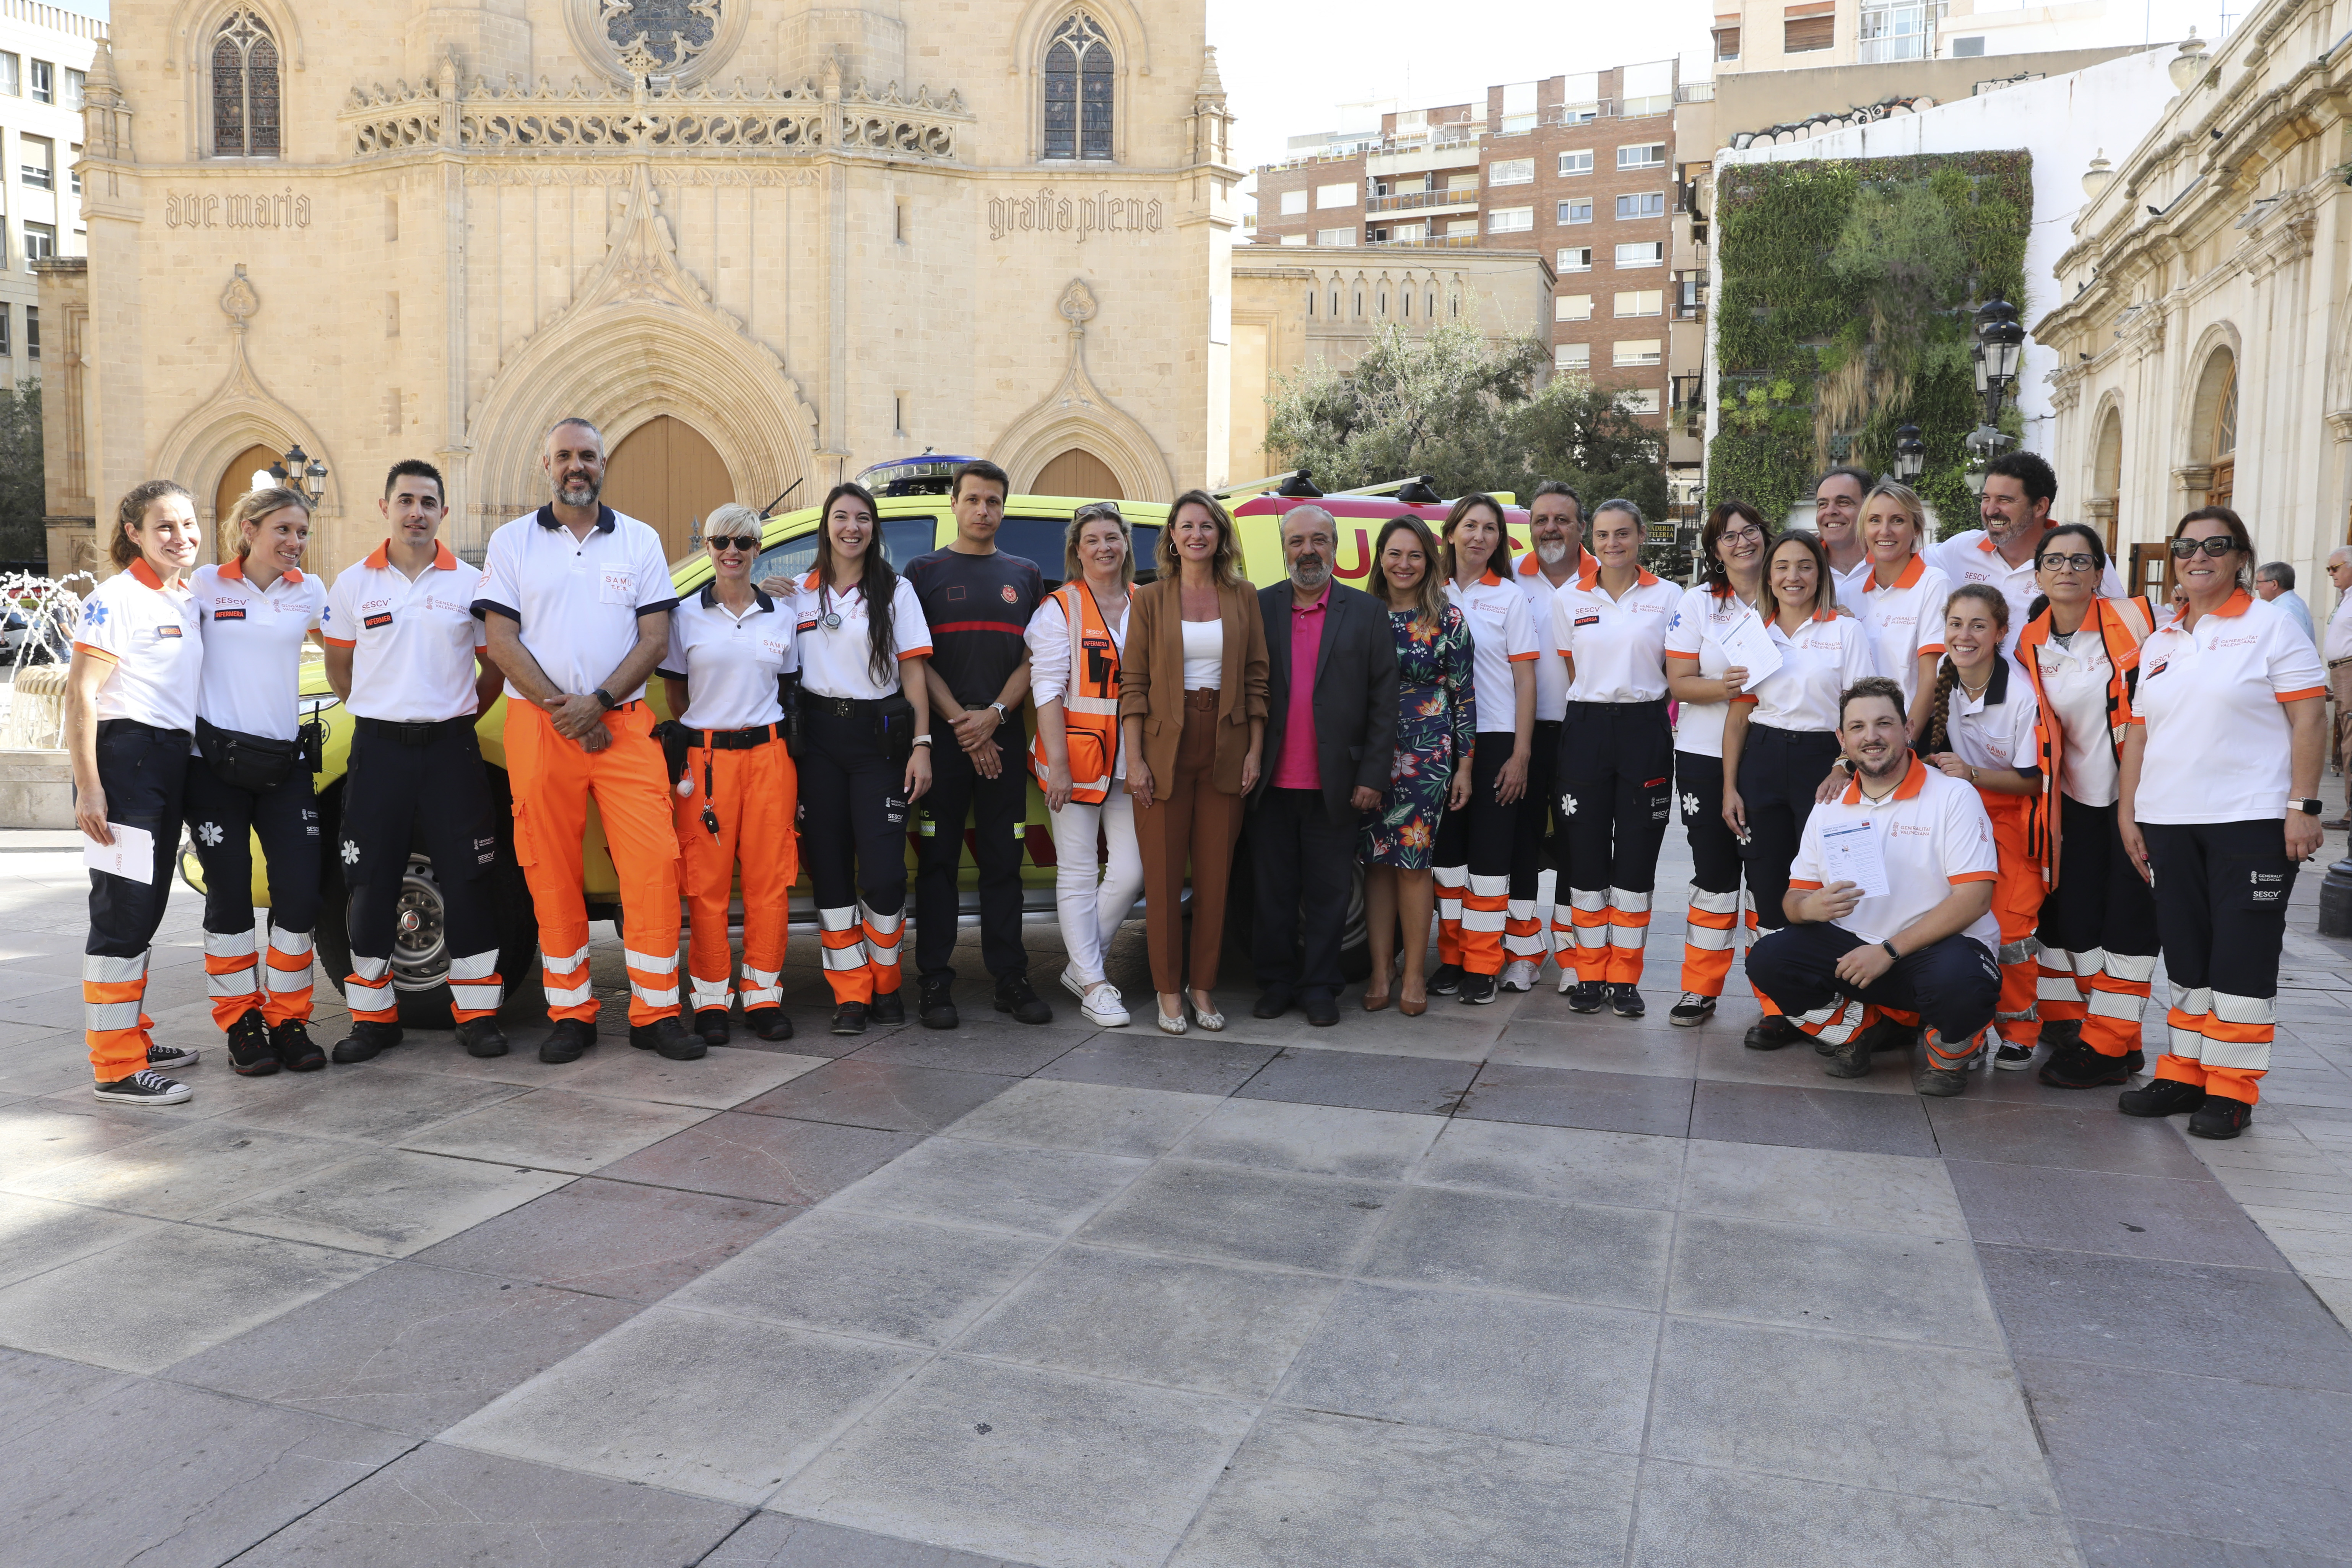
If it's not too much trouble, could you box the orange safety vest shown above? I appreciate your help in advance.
[2017,593,2157,891]
[1028,581,1123,804]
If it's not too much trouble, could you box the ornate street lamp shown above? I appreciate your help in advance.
[1893,424,1926,484]
[267,442,328,502]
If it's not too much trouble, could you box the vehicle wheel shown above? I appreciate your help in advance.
[311,770,541,1027]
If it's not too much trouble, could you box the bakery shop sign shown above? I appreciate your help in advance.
[989,186,1163,242]
[165,187,313,229]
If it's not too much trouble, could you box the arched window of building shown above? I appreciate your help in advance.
[211,8,281,158]
[1042,12,1113,160]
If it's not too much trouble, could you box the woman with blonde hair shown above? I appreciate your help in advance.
[67,481,207,1103]
[1852,481,1952,736]
[1029,500,1143,1027]
[1360,513,1474,1014]
[185,484,329,1075]
[660,501,800,1046]
[1120,489,1268,1033]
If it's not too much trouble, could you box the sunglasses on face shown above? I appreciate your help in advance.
[706,535,760,552]
[2170,535,2241,559]
[2037,552,2098,573]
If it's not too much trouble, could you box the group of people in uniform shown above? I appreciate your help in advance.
[64,429,2325,1141]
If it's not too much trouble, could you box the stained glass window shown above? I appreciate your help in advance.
[211,10,279,158]
[603,0,717,72]
[1042,13,1112,160]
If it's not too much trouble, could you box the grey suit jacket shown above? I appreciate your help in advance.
[1252,579,1399,827]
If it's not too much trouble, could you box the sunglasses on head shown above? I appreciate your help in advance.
[706,534,760,552]
[1074,504,1123,523]
[2169,535,2241,559]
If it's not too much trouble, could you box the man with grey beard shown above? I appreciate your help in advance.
[1509,480,1595,990]
[1248,506,1398,1025]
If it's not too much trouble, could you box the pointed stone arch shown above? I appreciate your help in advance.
[993,277,1172,502]
[465,166,818,543]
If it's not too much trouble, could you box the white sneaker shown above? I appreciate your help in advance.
[1061,964,1092,1001]
[1079,980,1130,1028]
[1500,960,1538,993]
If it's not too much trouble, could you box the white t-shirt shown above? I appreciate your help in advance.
[2031,624,2121,808]
[1739,611,1880,733]
[1550,568,1680,704]
[1664,583,1764,760]
[657,583,797,731]
[1027,586,1130,778]
[791,571,933,700]
[1444,570,1540,734]
[1939,659,2041,776]
[2129,590,2328,824]
[1928,527,2127,666]
[2325,592,2352,665]
[1790,755,2001,952]
[322,540,491,725]
[472,505,679,703]
[1180,617,1224,690]
[73,560,203,733]
[1855,555,1952,708]
[1514,552,1588,723]
[190,559,323,743]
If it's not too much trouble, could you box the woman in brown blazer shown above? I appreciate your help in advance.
[1121,489,1269,1034]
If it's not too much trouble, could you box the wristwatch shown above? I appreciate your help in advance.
[592,687,619,711]
[912,734,935,748]
[2295,798,2324,817]
[988,701,1009,724]
[1881,940,1900,961]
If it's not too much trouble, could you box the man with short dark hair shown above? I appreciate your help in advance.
[1926,450,2123,665]
[1812,466,1876,603]
[1747,676,2003,1097]
[1250,505,1397,1026]
[907,457,1051,1028]
[2256,560,2316,645]
[322,461,512,1060]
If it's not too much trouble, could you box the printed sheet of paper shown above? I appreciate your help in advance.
[1818,817,1890,899]
[1713,608,1783,688]
[83,823,155,885]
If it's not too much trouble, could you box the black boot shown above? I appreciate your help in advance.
[693,1008,731,1046]
[268,1018,325,1072]
[1743,1014,1796,1051]
[744,1007,795,1041]
[226,1008,278,1076]
[2118,1077,2204,1118]
[455,1017,509,1059]
[996,973,1053,1024]
[631,1016,706,1061]
[2187,1094,2254,1139]
[538,1018,597,1064]
[331,1019,402,1064]
[918,975,958,1029]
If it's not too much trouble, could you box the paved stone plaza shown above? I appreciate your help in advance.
[2,819,2349,1568]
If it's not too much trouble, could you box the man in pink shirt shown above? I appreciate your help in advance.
[1248,507,1398,1025]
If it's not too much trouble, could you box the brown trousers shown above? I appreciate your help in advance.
[1137,688,1247,994]
[2331,662,2352,778]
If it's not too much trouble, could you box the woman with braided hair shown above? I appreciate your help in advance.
[1919,585,2046,1069]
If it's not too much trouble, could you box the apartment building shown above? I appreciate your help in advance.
[0,0,95,390]
[1252,62,1682,424]
[1710,0,2120,71]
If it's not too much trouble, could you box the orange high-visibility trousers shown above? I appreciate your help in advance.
[1980,791,2046,1048]
[674,735,798,1016]
[506,701,682,1027]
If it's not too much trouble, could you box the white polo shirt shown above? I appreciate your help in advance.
[1928,527,2126,665]
[1790,754,2001,952]
[1739,610,1880,733]
[190,558,323,742]
[2030,622,2125,808]
[2128,590,2327,824]
[1828,554,1874,611]
[473,505,678,703]
[322,540,491,724]
[1551,566,1680,704]
[1854,554,1952,707]
[1664,583,1765,760]
[1939,657,2041,776]
[792,571,933,701]
[2325,592,2352,664]
[657,583,797,731]
[1515,551,1593,723]
[73,559,203,733]
[1444,569,1541,735]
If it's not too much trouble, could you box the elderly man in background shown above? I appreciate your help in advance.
[2256,560,2317,646]
[1249,505,1398,1027]
[2324,547,2352,821]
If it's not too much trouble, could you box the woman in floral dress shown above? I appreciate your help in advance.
[1362,514,1476,1014]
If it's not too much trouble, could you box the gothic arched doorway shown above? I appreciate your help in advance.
[214,443,282,565]
[602,415,736,559]
[1034,447,1123,499]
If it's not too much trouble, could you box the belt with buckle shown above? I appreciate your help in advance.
[805,693,879,717]
[673,721,780,750]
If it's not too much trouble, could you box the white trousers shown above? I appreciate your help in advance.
[1048,789,1145,986]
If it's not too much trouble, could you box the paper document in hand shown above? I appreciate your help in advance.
[84,823,156,885]
[1713,609,1783,687]
[1818,817,1890,899]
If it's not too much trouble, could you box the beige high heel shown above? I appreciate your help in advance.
[1187,988,1226,1031]
[1155,993,1187,1034]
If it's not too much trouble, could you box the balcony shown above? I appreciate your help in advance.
[1369,234,1483,249]
[1367,189,1480,215]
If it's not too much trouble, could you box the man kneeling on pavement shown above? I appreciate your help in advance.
[1747,675,2003,1096]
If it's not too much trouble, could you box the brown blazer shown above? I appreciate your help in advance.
[1119,575,1269,795]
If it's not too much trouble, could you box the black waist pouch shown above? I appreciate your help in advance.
[874,691,918,765]
[195,716,301,793]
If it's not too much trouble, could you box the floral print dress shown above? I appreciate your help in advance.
[1361,604,1478,869]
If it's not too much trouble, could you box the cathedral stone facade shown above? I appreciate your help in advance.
[49,0,1238,569]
